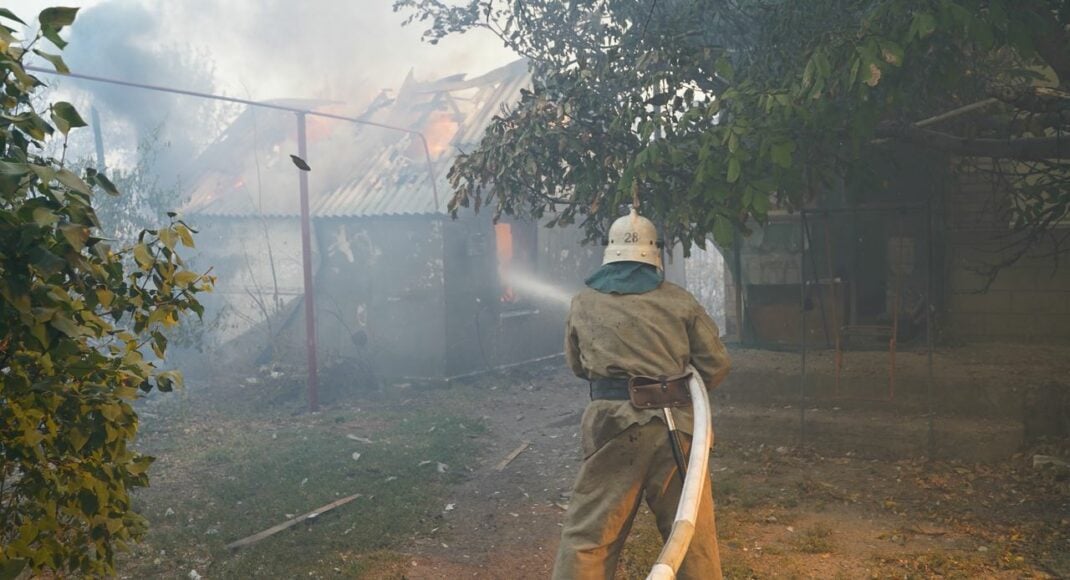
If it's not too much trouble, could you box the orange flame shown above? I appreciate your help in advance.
[423,111,460,159]
[496,223,517,303]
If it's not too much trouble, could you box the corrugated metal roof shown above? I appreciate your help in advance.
[313,60,529,217]
[184,61,530,219]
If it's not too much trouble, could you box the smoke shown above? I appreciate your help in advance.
[36,0,514,181]
[59,0,226,182]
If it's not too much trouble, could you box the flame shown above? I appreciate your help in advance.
[306,114,337,142]
[495,223,517,303]
[422,111,460,159]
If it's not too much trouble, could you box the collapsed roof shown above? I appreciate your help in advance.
[183,59,529,219]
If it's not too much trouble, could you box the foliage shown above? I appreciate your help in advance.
[82,131,183,244]
[0,7,212,577]
[395,0,1069,265]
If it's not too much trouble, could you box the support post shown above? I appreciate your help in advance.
[799,212,808,446]
[926,199,935,458]
[732,233,744,343]
[296,113,319,412]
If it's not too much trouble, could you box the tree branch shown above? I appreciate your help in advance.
[879,125,1070,160]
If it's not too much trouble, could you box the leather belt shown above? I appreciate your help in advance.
[589,377,630,401]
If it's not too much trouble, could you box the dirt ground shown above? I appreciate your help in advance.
[126,344,1070,578]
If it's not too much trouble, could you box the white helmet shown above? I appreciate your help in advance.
[603,207,662,269]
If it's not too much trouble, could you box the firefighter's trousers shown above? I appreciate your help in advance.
[552,418,722,580]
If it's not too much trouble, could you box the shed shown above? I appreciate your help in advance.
[183,60,605,382]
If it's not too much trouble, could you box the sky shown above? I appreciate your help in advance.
[10,0,514,99]
[8,1,517,172]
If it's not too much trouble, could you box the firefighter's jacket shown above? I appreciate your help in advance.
[565,280,730,457]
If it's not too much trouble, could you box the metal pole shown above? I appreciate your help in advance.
[732,232,744,343]
[803,215,831,346]
[24,65,439,210]
[799,212,808,446]
[296,113,319,412]
[23,64,451,411]
[926,199,935,458]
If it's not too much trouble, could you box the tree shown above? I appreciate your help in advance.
[395,0,1069,275]
[0,7,212,577]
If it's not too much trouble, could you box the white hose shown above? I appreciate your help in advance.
[646,366,712,580]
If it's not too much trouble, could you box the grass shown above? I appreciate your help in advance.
[616,511,664,579]
[122,406,484,579]
[870,551,996,579]
[793,523,834,554]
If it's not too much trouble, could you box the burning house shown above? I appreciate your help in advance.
[183,60,611,383]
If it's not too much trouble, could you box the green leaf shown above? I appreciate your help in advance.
[0,160,30,176]
[0,558,28,580]
[33,49,69,74]
[878,40,904,67]
[0,8,27,25]
[752,192,771,214]
[50,101,85,135]
[55,168,92,195]
[863,62,882,87]
[39,7,78,30]
[714,54,734,82]
[770,141,795,168]
[0,27,15,52]
[32,207,58,227]
[713,217,734,248]
[38,7,79,49]
[127,455,155,476]
[133,243,153,270]
[726,158,741,183]
[41,26,66,49]
[175,224,195,248]
[90,171,120,196]
[50,315,82,338]
[59,224,89,251]
[911,11,936,39]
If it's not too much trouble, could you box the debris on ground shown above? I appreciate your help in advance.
[225,494,363,551]
[495,441,531,471]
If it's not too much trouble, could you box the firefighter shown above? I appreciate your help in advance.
[552,207,730,580]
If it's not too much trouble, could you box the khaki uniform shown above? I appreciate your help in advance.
[553,281,730,580]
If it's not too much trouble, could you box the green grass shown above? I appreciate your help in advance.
[123,409,484,578]
[616,511,664,579]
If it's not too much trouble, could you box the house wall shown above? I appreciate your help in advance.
[312,217,448,380]
[441,214,500,377]
[944,163,1070,341]
[186,215,451,379]
[442,212,601,378]
[180,216,309,368]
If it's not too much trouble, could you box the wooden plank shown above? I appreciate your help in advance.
[494,441,530,471]
[225,493,362,551]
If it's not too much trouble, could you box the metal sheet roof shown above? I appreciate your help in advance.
[184,61,530,219]
[313,60,529,217]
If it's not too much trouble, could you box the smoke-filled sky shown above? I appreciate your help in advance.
[14,0,514,98]
[10,0,516,173]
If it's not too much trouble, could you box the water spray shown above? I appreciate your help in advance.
[500,267,573,308]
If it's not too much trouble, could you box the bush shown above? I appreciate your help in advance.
[0,7,212,577]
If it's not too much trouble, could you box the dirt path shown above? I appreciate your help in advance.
[132,344,1068,578]
[367,356,1069,579]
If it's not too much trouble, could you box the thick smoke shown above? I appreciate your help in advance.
[18,0,512,187]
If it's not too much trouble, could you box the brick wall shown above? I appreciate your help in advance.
[944,162,1070,341]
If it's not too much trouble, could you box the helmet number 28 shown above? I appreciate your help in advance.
[624,232,639,243]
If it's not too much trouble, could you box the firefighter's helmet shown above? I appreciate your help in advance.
[603,207,662,269]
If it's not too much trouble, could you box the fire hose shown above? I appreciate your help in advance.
[646,366,712,580]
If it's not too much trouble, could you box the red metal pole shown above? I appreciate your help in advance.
[296,113,319,412]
